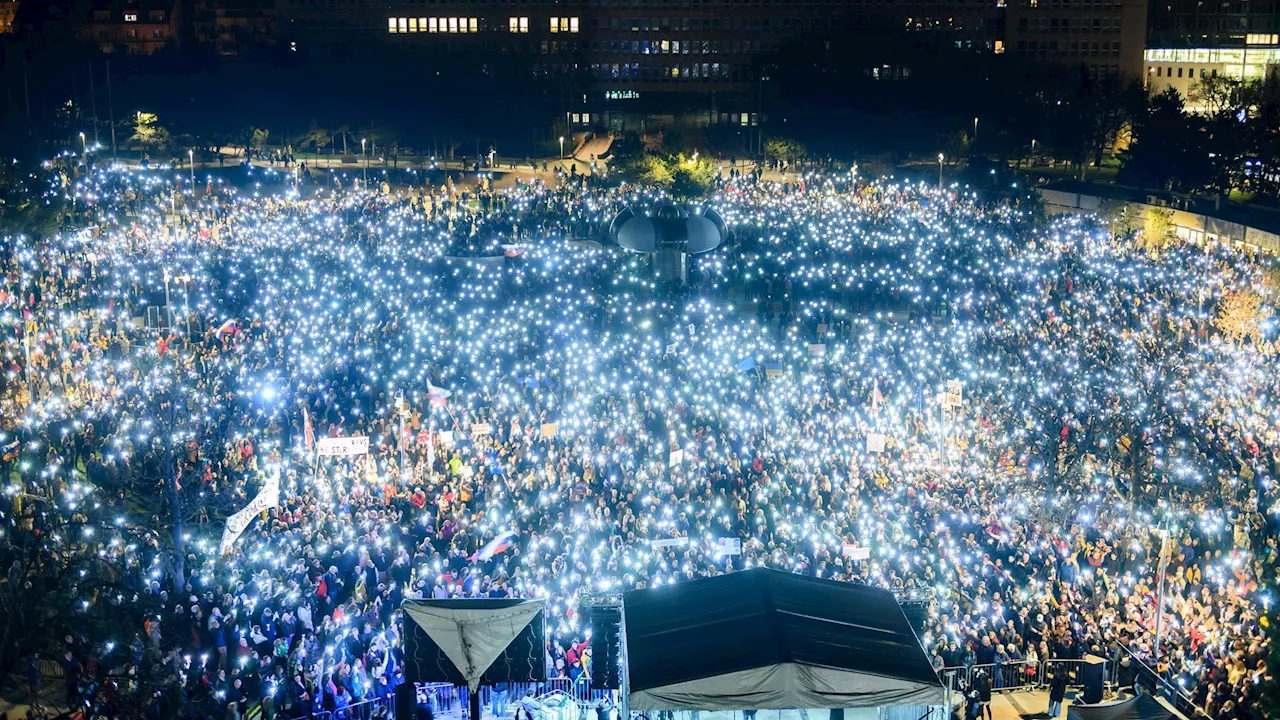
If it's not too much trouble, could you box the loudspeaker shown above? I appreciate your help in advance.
[590,605,623,690]
[395,683,417,720]
[1080,656,1105,704]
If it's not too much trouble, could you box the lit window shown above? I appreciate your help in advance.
[409,18,418,32]
[429,17,438,32]
[389,18,397,33]
[521,17,529,32]
[510,17,519,31]
[551,17,558,32]
[570,17,579,32]
[399,18,408,33]
[469,18,478,32]
[124,12,137,21]
[449,17,458,32]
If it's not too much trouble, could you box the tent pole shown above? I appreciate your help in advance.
[471,686,482,720]
[620,598,630,720]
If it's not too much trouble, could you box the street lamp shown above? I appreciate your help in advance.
[188,148,195,189]
[79,131,86,152]
[938,153,944,187]
[972,117,979,153]
[361,138,368,186]
[559,135,564,164]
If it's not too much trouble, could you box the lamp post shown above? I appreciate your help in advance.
[972,117,979,153]
[188,148,195,190]
[79,131,86,152]
[361,138,367,186]
[559,135,565,164]
[937,153,944,187]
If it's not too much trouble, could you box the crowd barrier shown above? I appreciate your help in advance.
[939,658,1107,696]
[282,692,396,720]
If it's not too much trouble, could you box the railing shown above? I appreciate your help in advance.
[280,692,396,720]
[1115,646,1199,719]
[939,658,1105,695]
[408,678,615,718]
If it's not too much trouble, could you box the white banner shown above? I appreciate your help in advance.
[807,343,826,357]
[316,435,369,457]
[669,449,685,467]
[220,468,281,554]
[842,543,871,560]
[715,537,742,555]
[650,537,688,548]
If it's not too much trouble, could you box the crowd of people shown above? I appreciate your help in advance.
[1,156,1277,720]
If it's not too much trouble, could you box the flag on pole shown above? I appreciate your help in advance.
[303,407,315,453]
[427,383,452,406]
[871,379,883,414]
[469,529,517,561]
[215,319,239,342]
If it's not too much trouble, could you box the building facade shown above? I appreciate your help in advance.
[0,0,19,35]
[1003,0,1148,80]
[75,0,182,54]
[192,0,276,55]
[1144,0,1280,107]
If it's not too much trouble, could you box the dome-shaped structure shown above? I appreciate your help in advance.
[612,204,726,255]
[608,204,728,284]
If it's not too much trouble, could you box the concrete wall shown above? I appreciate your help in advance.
[1039,187,1280,255]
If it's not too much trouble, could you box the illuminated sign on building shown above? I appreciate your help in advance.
[605,90,640,100]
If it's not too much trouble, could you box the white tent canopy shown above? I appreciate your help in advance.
[402,599,544,690]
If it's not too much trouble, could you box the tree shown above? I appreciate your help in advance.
[633,153,674,186]
[1213,289,1268,344]
[296,124,331,155]
[765,137,807,165]
[1139,207,1176,253]
[671,152,716,197]
[1120,88,1209,192]
[250,128,270,154]
[130,112,172,153]
[1098,199,1141,239]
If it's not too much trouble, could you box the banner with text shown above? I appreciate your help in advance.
[220,469,281,554]
[316,436,370,457]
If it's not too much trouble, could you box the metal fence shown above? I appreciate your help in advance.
[939,658,1104,695]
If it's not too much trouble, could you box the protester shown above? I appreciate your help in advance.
[0,160,1276,720]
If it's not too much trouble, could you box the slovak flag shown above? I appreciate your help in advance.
[469,530,517,562]
[215,319,239,342]
[427,383,451,406]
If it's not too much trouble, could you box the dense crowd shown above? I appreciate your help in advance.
[1,157,1277,720]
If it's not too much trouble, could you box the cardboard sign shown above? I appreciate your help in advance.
[540,423,558,439]
[808,343,826,357]
[316,436,370,457]
[669,449,685,467]
[716,537,742,555]
[867,433,887,454]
